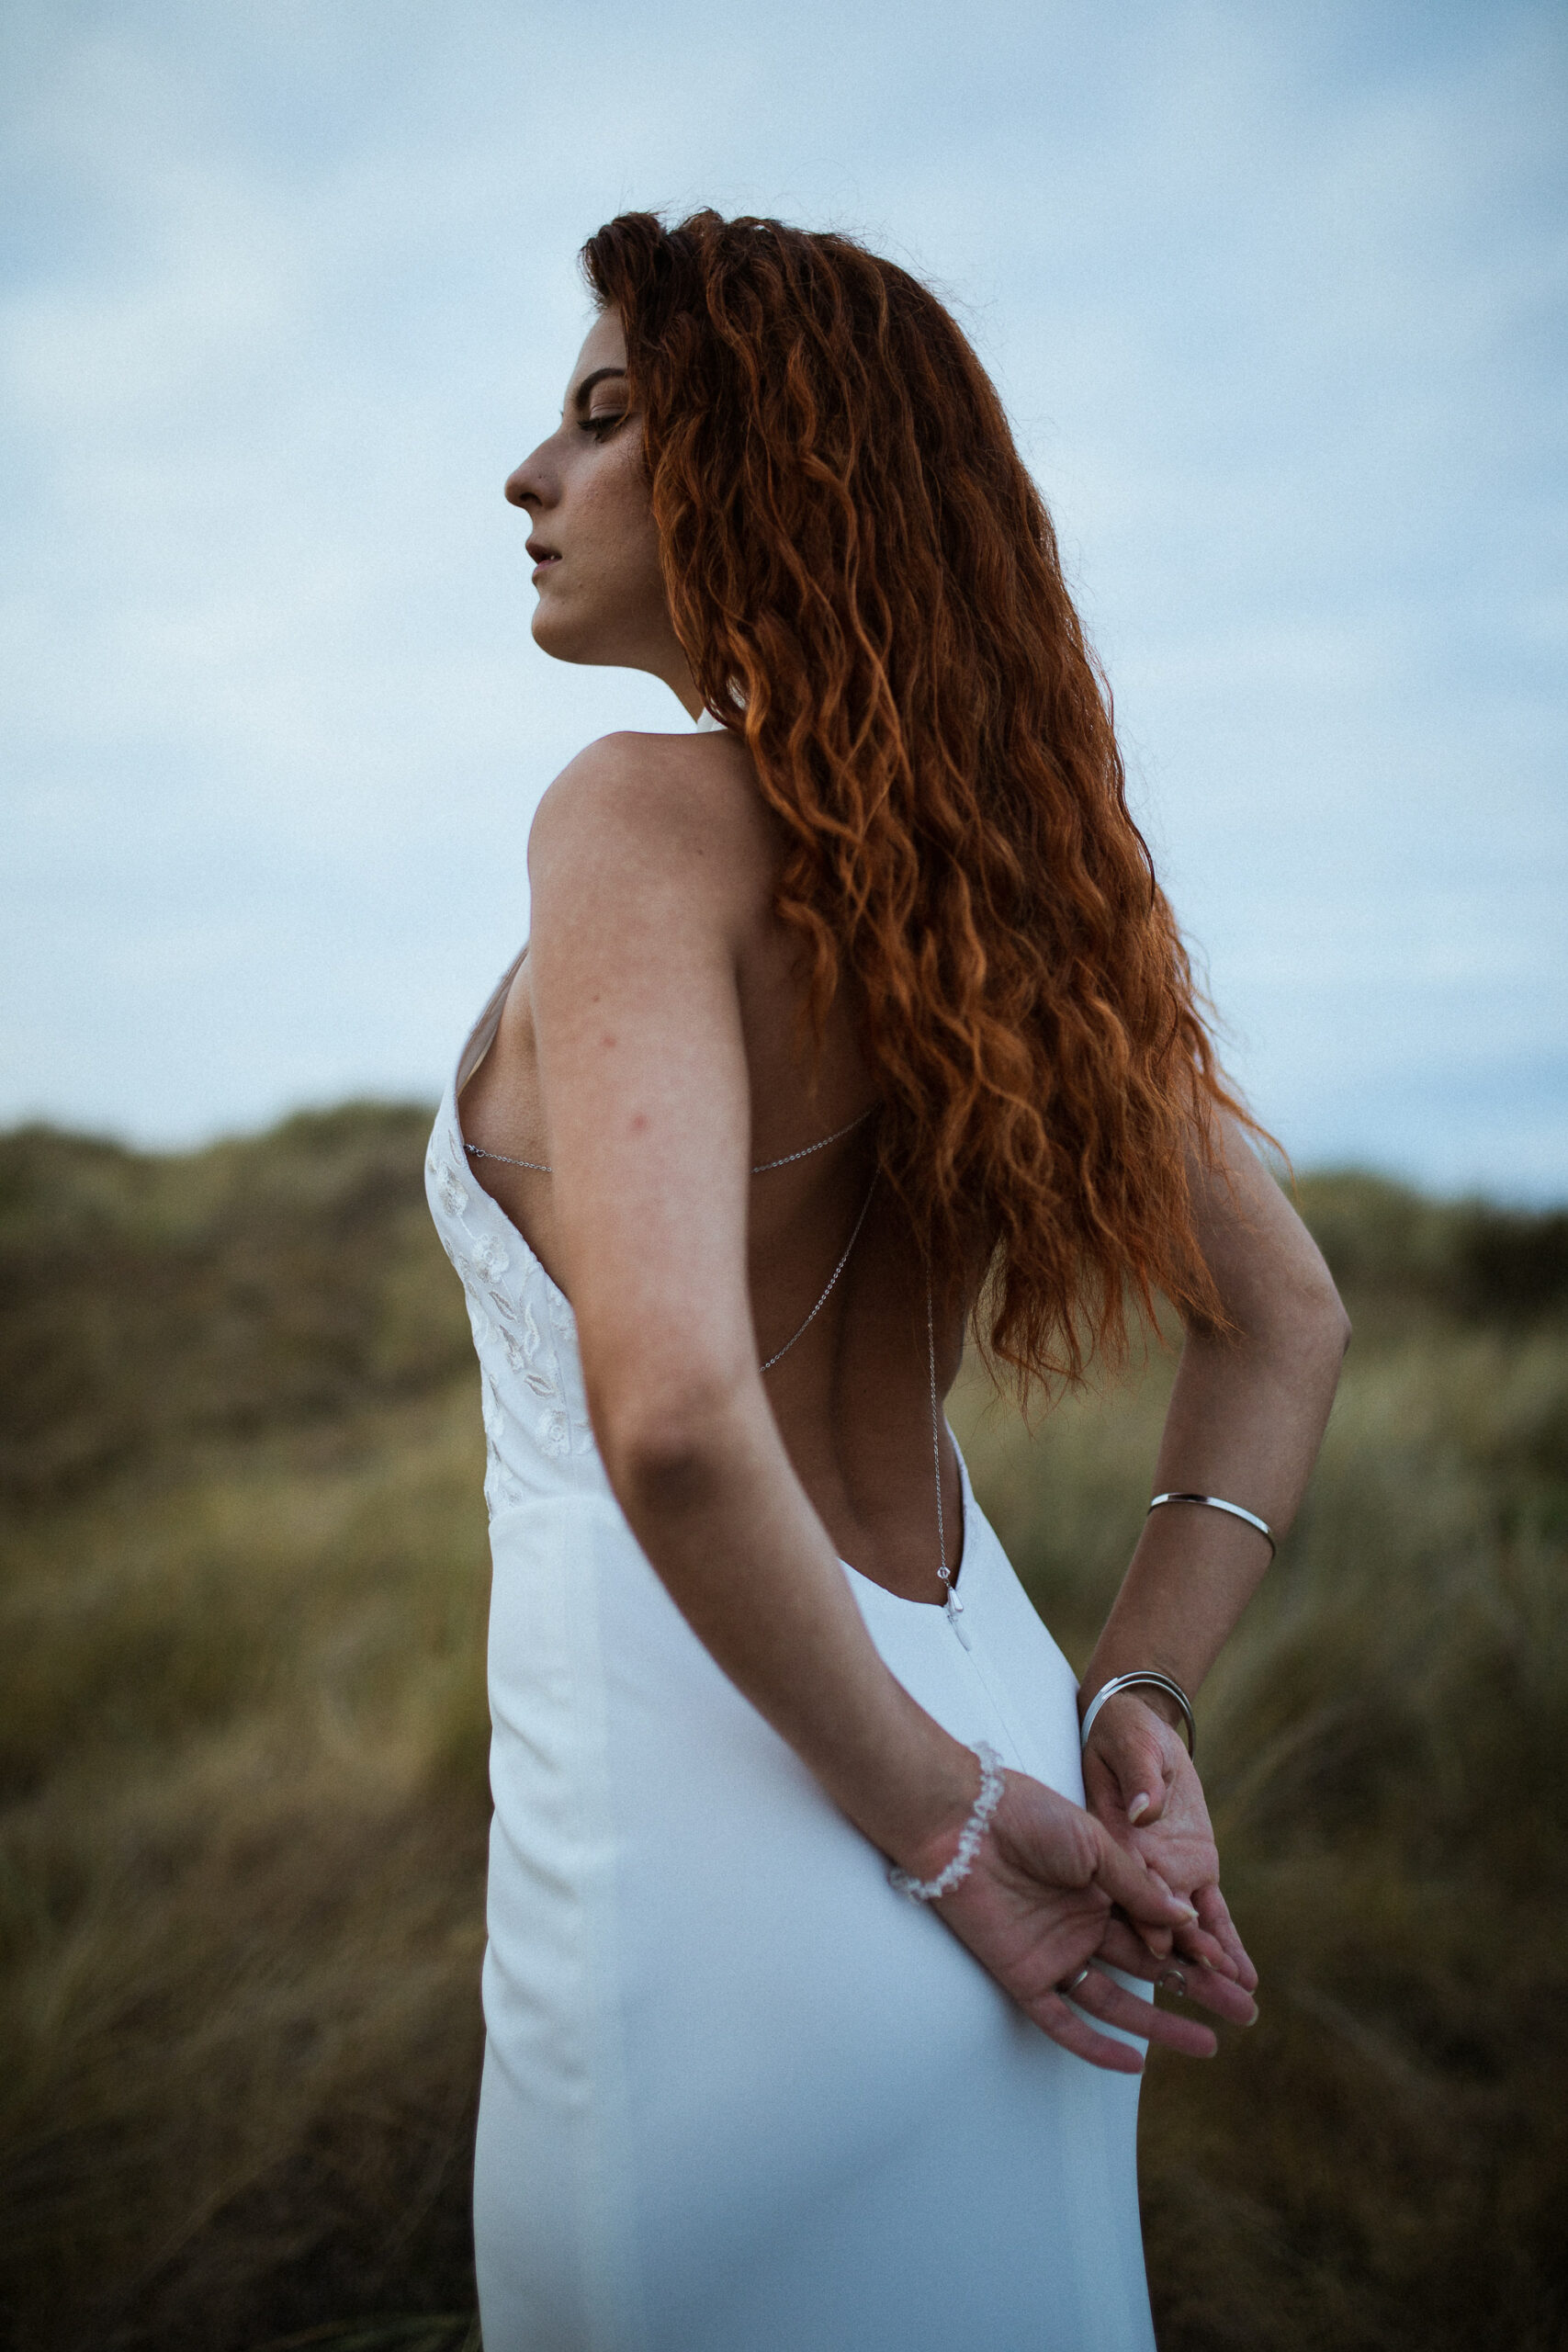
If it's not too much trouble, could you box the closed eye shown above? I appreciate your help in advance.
[582,412,626,440]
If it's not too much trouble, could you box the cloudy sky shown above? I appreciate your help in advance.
[3,0,1563,1195]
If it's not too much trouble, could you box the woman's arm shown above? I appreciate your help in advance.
[1078,1115,1351,1983]
[527,734,969,1870]
[1082,1115,1350,1715]
[526,734,1204,2071]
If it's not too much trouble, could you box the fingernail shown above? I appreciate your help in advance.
[1127,1792,1150,1823]
[1176,1900,1198,1920]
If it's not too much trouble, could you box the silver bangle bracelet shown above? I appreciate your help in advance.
[888,1744,1006,1903]
[1147,1490,1276,1560]
[1079,1671,1197,1760]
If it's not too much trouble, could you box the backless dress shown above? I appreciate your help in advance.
[425,933,1157,2352]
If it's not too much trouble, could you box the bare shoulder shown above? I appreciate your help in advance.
[527,728,774,928]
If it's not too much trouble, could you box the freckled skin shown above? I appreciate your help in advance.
[450,295,1340,2061]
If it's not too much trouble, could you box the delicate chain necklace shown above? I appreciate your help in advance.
[926,1273,958,1617]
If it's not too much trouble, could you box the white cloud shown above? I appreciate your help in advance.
[1,0,1563,1193]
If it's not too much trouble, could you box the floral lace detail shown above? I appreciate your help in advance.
[426,1104,594,1488]
[472,1232,510,1282]
[481,1373,525,1510]
[428,1148,469,1221]
[517,1301,557,1397]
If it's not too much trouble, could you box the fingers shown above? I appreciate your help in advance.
[1124,1867,1177,1961]
[1084,1715,1170,1829]
[1093,1914,1173,1979]
[1121,1738,1167,1827]
[1168,1915,1240,1979]
[1192,1881,1259,1995]
[1089,1828,1198,1932]
[1156,1953,1258,2028]
[1067,1963,1218,2058]
[1022,1989,1146,2075]
[1173,1962,1258,2029]
[1093,1917,1258,2028]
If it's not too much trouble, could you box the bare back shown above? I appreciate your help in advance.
[458,723,964,1602]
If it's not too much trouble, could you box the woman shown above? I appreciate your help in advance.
[426,209,1348,2352]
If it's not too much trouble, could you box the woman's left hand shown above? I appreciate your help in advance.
[1080,1692,1259,2005]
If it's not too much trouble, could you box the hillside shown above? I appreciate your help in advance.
[1,1109,1564,2350]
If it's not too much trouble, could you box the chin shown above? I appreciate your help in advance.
[530,602,626,670]
[530,603,589,663]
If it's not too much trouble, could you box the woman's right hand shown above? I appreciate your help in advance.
[1081,1691,1259,1999]
[914,1767,1224,2073]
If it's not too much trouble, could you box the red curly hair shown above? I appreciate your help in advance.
[582,209,1257,1391]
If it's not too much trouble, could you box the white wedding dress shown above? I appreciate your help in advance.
[426,959,1157,2352]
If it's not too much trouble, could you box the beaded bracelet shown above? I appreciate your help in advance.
[887,1744,1007,1903]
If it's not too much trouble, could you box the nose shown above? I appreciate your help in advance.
[505,439,552,511]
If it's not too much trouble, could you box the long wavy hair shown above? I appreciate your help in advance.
[582,209,1259,1391]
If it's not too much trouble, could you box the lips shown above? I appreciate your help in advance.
[525,537,561,575]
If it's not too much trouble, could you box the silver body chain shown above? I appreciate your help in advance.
[465,1104,961,1618]
[463,1105,874,1184]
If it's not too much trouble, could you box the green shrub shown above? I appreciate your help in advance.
[0,1109,473,1507]
[2,1111,1563,2348]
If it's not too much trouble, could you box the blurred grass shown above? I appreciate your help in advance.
[1,1114,1564,2348]
[953,1184,1568,2352]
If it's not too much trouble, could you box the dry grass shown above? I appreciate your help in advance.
[2,1119,1564,2349]
[953,1238,1568,2352]
[0,1386,492,2351]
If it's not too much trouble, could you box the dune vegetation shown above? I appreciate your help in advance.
[1,1108,1564,2350]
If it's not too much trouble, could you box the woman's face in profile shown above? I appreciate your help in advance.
[505,311,690,698]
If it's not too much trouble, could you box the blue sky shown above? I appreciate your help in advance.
[3,0,1564,1195]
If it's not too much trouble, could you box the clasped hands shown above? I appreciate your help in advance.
[927,1692,1259,2075]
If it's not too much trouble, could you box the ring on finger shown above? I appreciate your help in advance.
[1157,1964,1188,1998]
[1059,1963,1093,1996]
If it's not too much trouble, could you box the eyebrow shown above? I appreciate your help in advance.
[565,365,628,418]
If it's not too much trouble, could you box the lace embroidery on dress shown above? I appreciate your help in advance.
[481,1372,524,1511]
[427,1124,594,1477]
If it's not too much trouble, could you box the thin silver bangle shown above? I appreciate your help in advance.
[1147,1490,1276,1560]
[1079,1671,1196,1760]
